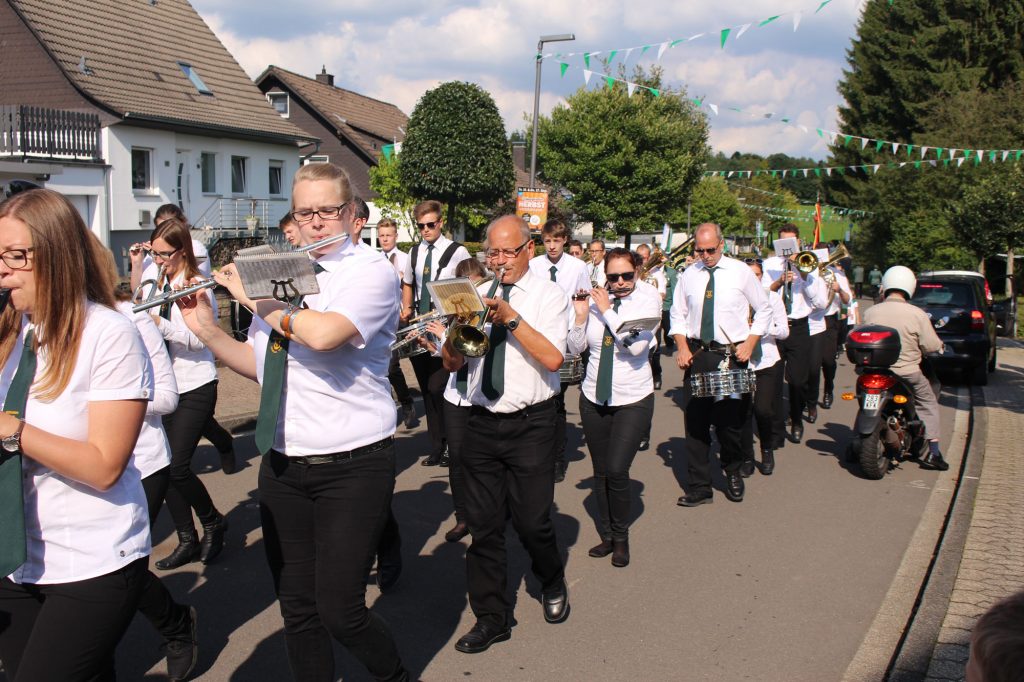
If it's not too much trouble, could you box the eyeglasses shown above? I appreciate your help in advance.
[416,220,441,230]
[151,248,179,260]
[290,203,348,224]
[744,258,763,265]
[694,247,718,255]
[484,239,532,260]
[606,272,636,283]
[0,247,34,270]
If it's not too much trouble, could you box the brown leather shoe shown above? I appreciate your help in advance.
[611,539,630,567]
[588,539,613,558]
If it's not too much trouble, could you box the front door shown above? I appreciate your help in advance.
[175,150,191,220]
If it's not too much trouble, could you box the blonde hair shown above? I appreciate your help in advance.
[0,189,115,400]
[292,163,353,205]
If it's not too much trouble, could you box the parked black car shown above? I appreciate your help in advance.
[911,271,997,385]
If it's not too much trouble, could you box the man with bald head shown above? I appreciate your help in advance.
[443,215,573,653]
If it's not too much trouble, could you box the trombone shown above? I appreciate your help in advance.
[132,231,350,313]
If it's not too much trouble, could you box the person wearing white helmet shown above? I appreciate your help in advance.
[862,265,948,470]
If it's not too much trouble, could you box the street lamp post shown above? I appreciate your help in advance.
[530,33,575,188]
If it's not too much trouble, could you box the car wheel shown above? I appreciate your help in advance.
[988,345,997,372]
[971,362,989,386]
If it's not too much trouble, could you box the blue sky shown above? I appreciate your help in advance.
[194,0,868,160]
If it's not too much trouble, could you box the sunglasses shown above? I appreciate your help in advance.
[606,272,636,283]
[694,247,718,255]
[416,220,441,230]
[744,258,763,265]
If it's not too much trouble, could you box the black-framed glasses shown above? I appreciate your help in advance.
[694,247,718,255]
[290,203,348,224]
[416,220,441,230]
[151,248,179,260]
[606,271,636,283]
[484,239,532,260]
[0,248,34,270]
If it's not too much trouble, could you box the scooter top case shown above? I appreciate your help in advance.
[846,325,902,369]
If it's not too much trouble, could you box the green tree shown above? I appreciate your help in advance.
[399,81,515,234]
[689,177,745,233]
[536,66,709,236]
[953,165,1024,271]
[368,155,416,225]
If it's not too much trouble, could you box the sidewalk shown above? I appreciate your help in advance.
[923,342,1024,681]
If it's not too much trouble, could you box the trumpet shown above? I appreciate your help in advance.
[132,232,351,313]
[391,310,450,358]
[449,267,505,358]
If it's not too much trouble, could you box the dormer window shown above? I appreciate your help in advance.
[177,62,213,95]
[268,92,289,117]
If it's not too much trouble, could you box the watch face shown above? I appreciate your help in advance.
[2,440,17,453]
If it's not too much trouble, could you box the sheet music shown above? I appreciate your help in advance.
[233,251,320,300]
[773,237,798,257]
[616,316,662,334]
[235,244,279,258]
[426,278,487,319]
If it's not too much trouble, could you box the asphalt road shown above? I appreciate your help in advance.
[113,349,964,682]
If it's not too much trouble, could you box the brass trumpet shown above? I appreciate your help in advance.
[449,267,505,358]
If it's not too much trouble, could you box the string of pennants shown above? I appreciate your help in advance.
[705,151,1024,179]
[739,202,866,219]
[542,0,840,66]
[723,180,875,216]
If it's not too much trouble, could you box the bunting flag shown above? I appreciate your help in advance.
[704,152,1024,180]
[738,202,870,219]
[723,179,873,216]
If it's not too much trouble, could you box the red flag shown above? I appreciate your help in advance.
[812,195,822,248]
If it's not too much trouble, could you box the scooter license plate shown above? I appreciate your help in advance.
[863,393,881,410]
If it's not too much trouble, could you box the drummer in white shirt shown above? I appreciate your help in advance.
[528,219,590,482]
[568,247,660,568]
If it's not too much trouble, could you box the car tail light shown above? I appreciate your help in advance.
[984,280,993,303]
[970,309,985,331]
[858,373,897,391]
[849,330,893,344]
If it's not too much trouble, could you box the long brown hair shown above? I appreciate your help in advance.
[0,189,115,400]
[149,217,200,283]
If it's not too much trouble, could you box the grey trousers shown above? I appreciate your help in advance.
[898,370,941,441]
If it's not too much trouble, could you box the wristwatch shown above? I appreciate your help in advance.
[506,314,522,332]
[2,420,25,453]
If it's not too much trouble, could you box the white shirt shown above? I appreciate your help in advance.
[568,289,660,406]
[382,247,409,282]
[117,302,177,479]
[402,236,471,306]
[466,269,570,413]
[750,289,790,372]
[668,256,771,344]
[825,268,852,316]
[250,240,400,455]
[645,265,668,297]
[142,263,218,393]
[142,239,212,278]
[443,349,481,407]
[2,303,153,584]
[529,253,592,297]
[588,260,607,287]
[760,256,829,320]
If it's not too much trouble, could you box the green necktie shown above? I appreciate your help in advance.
[700,266,717,344]
[456,277,501,394]
[783,265,794,315]
[594,298,621,404]
[160,282,172,320]
[0,328,36,577]
[481,284,512,399]
[749,306,762,364]
[549,265,557,282]
[418,244,434,314]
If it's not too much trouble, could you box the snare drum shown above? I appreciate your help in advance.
[689,368,755,399]
[559,354,584,385]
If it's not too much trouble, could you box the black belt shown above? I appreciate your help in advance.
[686,338,731,352]
[788,316,809,327]
[470,397,556,419]
[270,436,393,465]
[825,313,839,320]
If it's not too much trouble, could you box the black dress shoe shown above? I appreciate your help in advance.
[653,377,662,390]
[163,606,198,682]
[421,453,441,466]
[760,449,775,476]
[454,621,511,654]
[542,580,570,623]
[445,522,469,543]
[638,438,650,451]
[789,423,804,444]
[919,449,950,471]
[219,449,236,475]
[199,514,227,565]
[554,460,567,483]
[677,492,713,507]
[438,451,450,468]
[724,472,745,502]
[740,458,756,478]
[401,403,418,429]
[804,406,818,424]
[611,539,630,568]
[588,539,613,558]
[822,392,834,409]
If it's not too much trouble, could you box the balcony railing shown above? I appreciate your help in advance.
[190,198,277,246]
[0,105,102,162]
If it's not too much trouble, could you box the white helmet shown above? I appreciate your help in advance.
[881,265,916,298]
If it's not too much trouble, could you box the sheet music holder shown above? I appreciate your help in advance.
[616,316,662,335]
[773,237,798,257]
[233,247,320,301]
[426,278,487,322]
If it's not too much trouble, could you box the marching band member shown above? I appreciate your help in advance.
[568,247,659,567]
[740,259,790,477]
[0,189,152,680]
[811,261,852,410]
[588,239,608,286]
[378,216,417,429]
[400,200,470,466]
[670,223,771,506]
[636,244,667,391]
[280,211,301,247]
[528,219,590,482]
[176,163,408,681]
[138,218,228,570]
[442,215,571,653]
[567,239,585,259]
[760,224,829,444]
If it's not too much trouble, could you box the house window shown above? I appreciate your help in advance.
[131,148,152,191]
[303,155,329,165]
[269,160,283,196]
[177,62,213,95]
[268,92,289,116]
[200,152,216,193]
[231,156,247,194]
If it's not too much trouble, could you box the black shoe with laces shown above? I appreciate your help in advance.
[163,606,198,681]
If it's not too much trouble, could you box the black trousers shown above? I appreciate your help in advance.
[742,363,782,459]
[778,317,811,424]
[462,400,564,628]
[0,558,148,681]
[138,468,190,640]
[443,401,471,524]
[409,353,447,456]
[579,393,654,541]
[818,314,840,397]
[259,446,406,682]
[806,329,826,406]
[552,382,570,465]
[660,310,674,350]
[202,416,233,454]
[388,355,413,408]
[683,346,751,494]
[769,357,788,449]
[162,380,221,532]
